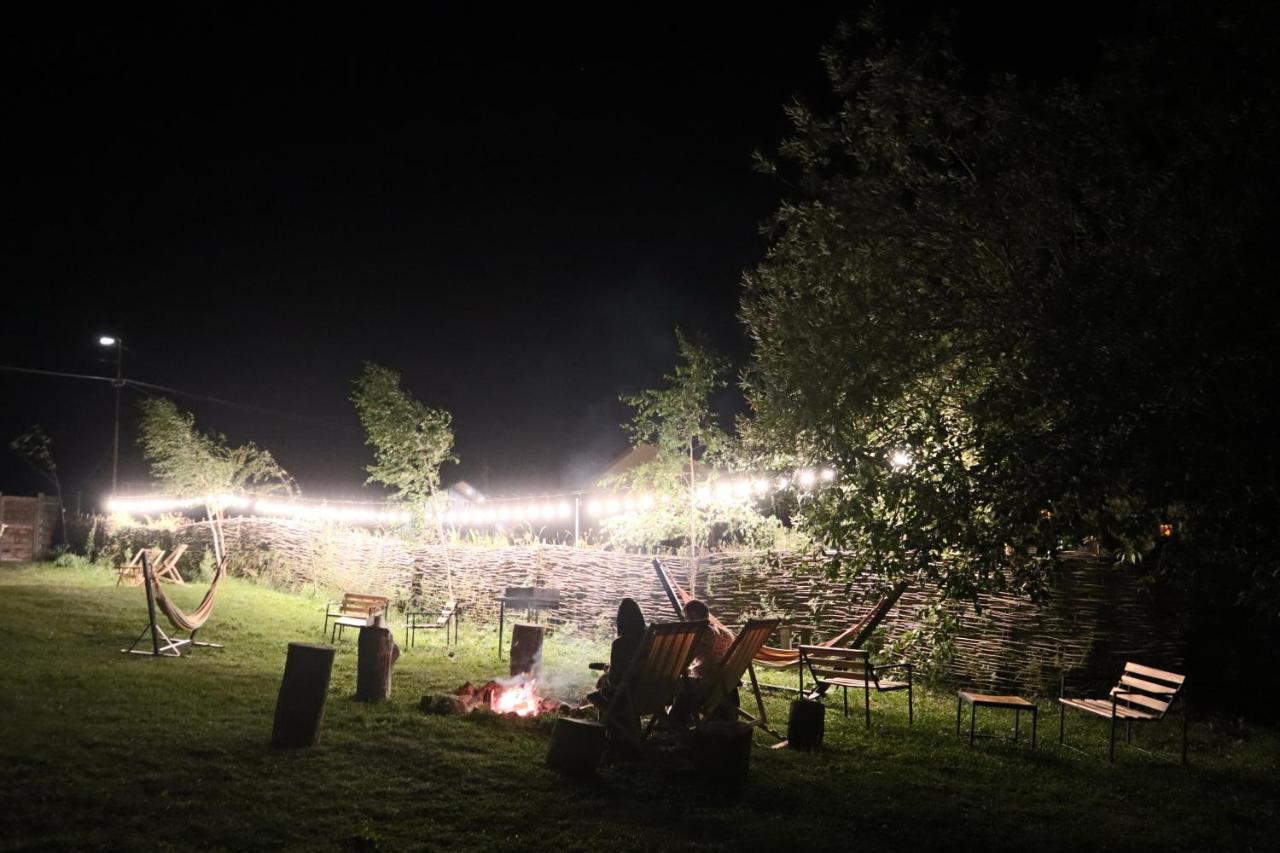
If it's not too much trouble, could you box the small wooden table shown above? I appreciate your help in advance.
[957,691,1037,748]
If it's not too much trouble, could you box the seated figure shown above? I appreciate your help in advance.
[587,597,646,709]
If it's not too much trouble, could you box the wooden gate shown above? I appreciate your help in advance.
[0,494,60,562]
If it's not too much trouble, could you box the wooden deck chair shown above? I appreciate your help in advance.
[151,543,188,585]
[603,620,707,749]
[654,558,906,678]
[116,547,165,587]
[696,618,782,739]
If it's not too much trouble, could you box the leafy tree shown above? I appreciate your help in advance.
[351,362,458,596]
[137,397,294,563]
[351,362,456,509]
[10,425,65,544]
[609,330,741,586]
[741,8,1280,631]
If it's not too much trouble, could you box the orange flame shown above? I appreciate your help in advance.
[491,678,541,716]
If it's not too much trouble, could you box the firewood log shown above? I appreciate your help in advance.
[272,642,336,748]
[509,623,545,678]
[546,717,606,775]
[692,720,753,792]
[786,699,825,750]
[356,617,400,701]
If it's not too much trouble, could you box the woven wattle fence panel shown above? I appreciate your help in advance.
[137,517,1185,694]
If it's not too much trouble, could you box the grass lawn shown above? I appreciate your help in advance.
[1,562,1277,852]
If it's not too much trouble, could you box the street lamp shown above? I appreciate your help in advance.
[99,335,123,494]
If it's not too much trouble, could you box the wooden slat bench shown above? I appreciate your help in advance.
[324,593,389,643]
[1058,661,1188,763]
[799,645,913,727]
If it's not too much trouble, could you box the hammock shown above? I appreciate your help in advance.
[122,553,227,656]
[653,559,905,669]
[150,555,226,633]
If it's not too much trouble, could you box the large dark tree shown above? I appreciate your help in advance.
[741,8,1280,702]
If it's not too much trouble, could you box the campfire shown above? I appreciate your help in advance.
[419,622,573,719]
[422,674,572,718]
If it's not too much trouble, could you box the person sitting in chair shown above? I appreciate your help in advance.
[683,599,734,678]
[671,598,739,724]
[587,597,646,709]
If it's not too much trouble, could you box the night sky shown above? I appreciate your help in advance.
[4,5,1122,505]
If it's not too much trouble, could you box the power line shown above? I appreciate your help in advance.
[1,364,358,434]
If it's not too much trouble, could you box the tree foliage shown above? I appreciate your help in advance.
[11,425,58,488]
[138,398,294,499]
[351,362,456,506]
[742,10,1280,616]
[137,397,294,562]
[605,331,792,559]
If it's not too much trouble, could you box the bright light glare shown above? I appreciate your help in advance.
[798,469,816,488]
[98,336,117,346]
[820,468,836,481]
[890,450,913,470]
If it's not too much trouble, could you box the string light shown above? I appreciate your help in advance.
[106,463,848,528]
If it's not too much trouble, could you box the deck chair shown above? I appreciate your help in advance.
[695,618,781,739]
[1058,662,1188,763]
[603,620,707,750]
[116,547,165,587]
[151,543,188,585]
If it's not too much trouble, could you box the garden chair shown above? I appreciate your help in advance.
[603,620,707,750]
[151,543,188,585]
[799,645,913,727]
[116,547,165,587]
[405,600,460,649]
[1058,662,1188,763]
[324,593,389,642]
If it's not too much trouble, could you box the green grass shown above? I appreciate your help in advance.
[1,562,1277,852]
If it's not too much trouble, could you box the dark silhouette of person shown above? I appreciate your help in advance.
[588,597,646,708]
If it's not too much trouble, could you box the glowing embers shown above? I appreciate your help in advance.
[446,675,569,718]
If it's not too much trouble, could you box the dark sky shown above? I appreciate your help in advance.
[3,4,1122,504]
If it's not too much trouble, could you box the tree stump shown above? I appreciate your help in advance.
[356,616,400,701]
[546,717,606,775]
[509,623,545,678]
[272,642,336,748]
[692,720,753,792]
[787,699,826,751]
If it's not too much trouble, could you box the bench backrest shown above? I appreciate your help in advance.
[1111,661,1185,719]
[800,645,878,685]
[437,600,457,625]
[340,593,388,617]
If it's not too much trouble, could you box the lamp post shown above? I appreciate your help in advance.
[99,335,123,494]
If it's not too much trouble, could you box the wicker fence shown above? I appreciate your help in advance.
[108,516,1187,695]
